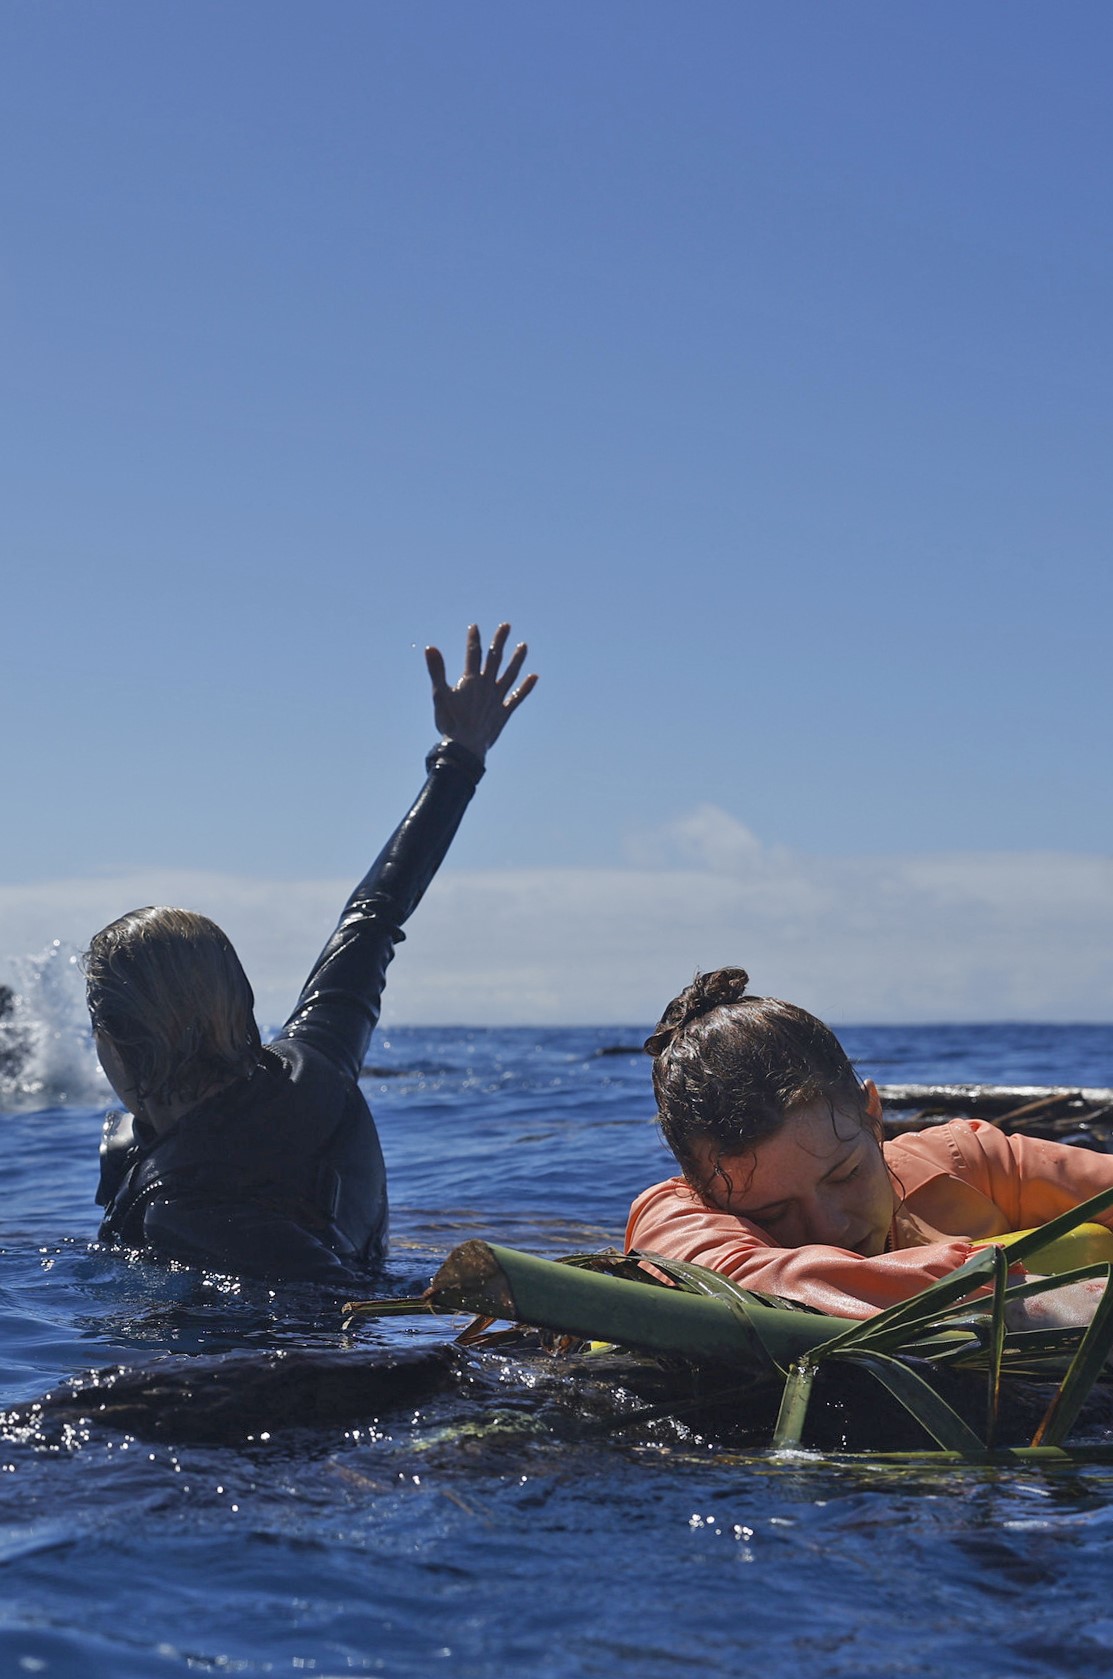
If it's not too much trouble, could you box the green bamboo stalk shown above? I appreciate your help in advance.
[985,1243,1010,1450]
[342,1296,438,1324]
[772,1359,818,1449]
[426,1241,770,1370]
[346,1244,855,1373]
[628,1253,857,1366]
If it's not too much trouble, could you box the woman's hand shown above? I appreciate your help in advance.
[425,623,538,762]
[1004,1275,1108,1331]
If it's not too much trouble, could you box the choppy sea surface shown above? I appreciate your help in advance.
[1,946,1113,1678]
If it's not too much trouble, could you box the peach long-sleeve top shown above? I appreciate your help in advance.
[625,1120,1113,1321]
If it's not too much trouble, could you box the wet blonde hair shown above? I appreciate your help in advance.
[85,907,261,1110]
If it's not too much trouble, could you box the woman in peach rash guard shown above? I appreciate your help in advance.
[626,969,1113,1325]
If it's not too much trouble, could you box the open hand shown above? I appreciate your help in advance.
[425,623,538,762]
[1004,1275,1107,1331]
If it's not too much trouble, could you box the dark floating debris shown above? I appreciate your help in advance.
[879,1083,1113,1111]
[878,1084,1113,1150]
[879,1087,1113,1155]
[592,1045,644,1058]
[1,1345,459,1447]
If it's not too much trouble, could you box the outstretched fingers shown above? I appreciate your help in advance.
[482,622,511,678]
[495,639,528,696]
[425,620,538,757]
[424,644,451,702]
[502,670,539,715]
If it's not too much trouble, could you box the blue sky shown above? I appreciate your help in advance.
[3,2,1111,1021]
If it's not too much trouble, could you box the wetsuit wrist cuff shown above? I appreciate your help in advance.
[425,739,486,784]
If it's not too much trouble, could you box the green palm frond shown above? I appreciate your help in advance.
[1032,1269,1113,1447]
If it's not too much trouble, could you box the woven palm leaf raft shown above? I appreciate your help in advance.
[347,1087,1113,1460]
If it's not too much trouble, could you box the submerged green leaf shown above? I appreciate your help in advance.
[835,1351,987,1454]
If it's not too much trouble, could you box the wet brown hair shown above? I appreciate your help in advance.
[85,907,262,1111]
[646,968,870,1194]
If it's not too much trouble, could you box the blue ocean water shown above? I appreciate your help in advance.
[1,959,1112,1678]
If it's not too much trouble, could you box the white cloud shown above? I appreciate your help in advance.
[624,802,767,872]
[1,809,1111,1026]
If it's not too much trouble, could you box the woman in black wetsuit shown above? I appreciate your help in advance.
[87,623,537,1283]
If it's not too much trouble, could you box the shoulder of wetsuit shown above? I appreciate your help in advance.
[101,1041,385,1269]
[179,1048,377,1196]
[96,1109,146,1208]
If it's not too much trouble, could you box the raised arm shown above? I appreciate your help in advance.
[277,624,537,1079]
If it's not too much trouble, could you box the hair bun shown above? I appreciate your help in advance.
[644,967,751,1057]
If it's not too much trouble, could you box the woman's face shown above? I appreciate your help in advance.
[691,1086,896,1256]
[95,1031,141,1116]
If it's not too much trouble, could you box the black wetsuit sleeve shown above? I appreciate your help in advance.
[273,741,485,1083]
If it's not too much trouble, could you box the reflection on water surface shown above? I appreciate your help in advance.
[2,1023,1113,1676]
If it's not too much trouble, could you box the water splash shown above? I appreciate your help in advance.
[0,942,107,1109]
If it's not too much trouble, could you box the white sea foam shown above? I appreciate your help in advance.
[0,942,108,1110]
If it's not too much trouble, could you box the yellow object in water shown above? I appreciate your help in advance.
[972,1222,1113,1274]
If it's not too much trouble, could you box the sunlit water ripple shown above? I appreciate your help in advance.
[1,967,1112,1677]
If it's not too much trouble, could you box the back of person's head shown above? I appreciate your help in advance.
[85,907,261,1110]
[645,968,868,1189]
